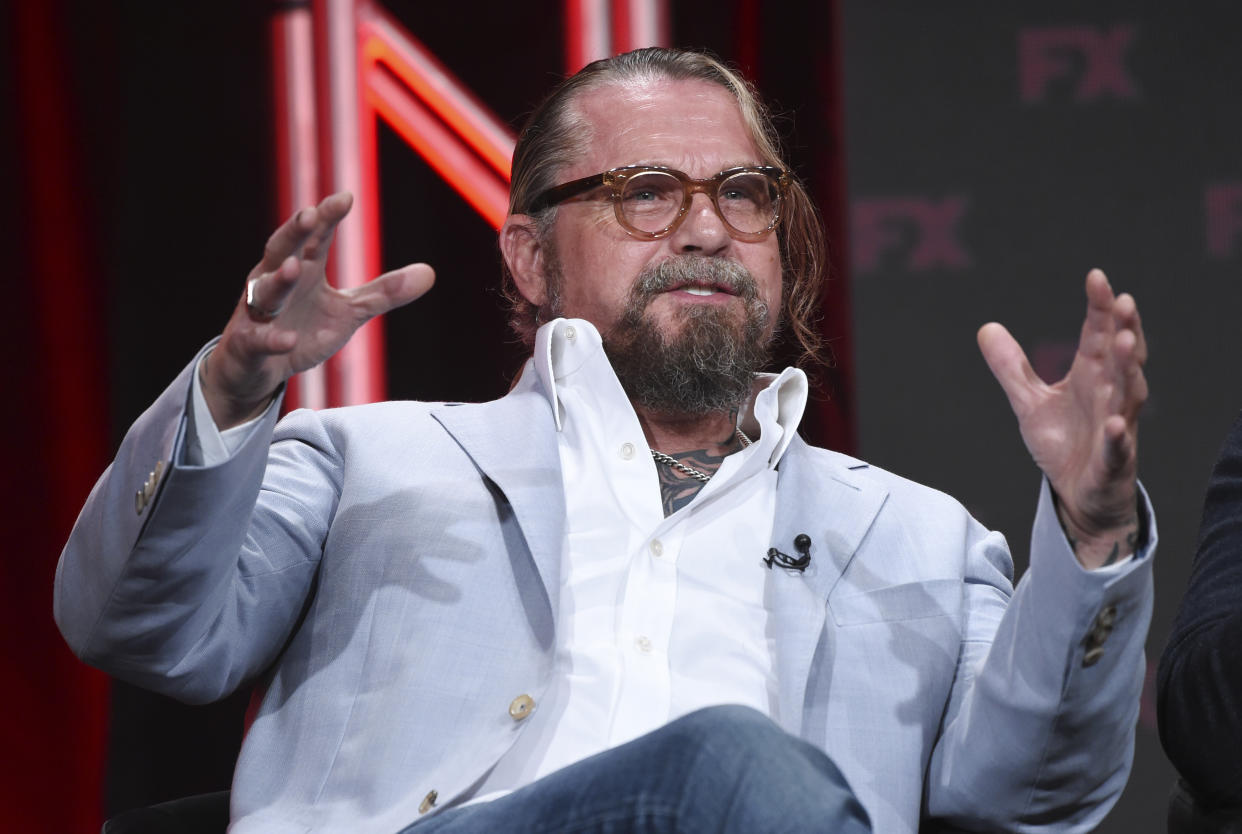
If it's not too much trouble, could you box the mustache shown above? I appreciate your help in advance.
[631,256,760,303]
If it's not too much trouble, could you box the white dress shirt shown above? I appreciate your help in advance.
[470,318,808,800]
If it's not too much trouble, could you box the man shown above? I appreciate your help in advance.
[57,48,1154,833]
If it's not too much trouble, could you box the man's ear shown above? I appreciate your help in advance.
[500,215,548,306]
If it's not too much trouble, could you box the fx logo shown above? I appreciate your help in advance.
[851,196,972,273]
[1207,183,1242,259]
[1019,24,1139,102]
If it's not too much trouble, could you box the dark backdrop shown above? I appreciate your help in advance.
[844,3,1242,828]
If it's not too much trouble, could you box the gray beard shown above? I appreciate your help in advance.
[599,256,773,417]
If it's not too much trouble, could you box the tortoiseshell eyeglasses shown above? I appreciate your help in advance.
[527,165,789,242]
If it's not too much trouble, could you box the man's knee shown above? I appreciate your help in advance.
[664,704,797,758]
[665,704,779,743]
[658,705,816,775]
[659,706,870,832]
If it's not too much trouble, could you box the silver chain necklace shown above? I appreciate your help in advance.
[650,428,752,483]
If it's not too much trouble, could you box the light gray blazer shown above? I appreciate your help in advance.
[55,345,1155,833]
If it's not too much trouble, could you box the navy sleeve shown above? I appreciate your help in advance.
[1158,410,1242,807]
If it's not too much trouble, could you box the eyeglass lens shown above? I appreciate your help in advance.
[619,171,778,235]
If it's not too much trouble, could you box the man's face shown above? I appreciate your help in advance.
[544,78,784,353]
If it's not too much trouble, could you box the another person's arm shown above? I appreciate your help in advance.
[1158,412,1242,807]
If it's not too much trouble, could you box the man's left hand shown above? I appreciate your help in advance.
[978,268,1148,569]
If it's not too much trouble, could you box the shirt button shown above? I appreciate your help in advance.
[649,539,663,558]
[508,693,535,721]
[564,325,577,341]
[635,636,653,653]
[620,442,635,460]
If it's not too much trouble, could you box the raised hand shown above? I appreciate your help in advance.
[201,192,435,429]
[978,269,1148,569]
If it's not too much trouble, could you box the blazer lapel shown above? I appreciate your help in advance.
[770,436,888,735]
[430,373,567,617]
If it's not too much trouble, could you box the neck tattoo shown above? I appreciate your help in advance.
[649,428,752,483]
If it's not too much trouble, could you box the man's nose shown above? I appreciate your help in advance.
[668,192,730,256]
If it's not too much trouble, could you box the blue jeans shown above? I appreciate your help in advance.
[401,705,871,833]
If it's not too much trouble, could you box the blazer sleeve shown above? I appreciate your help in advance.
[926,478,1156,832]
[1158,410,1242,807]
[54,344,336,704]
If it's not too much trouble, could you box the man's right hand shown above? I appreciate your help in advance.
[201,192,435,429]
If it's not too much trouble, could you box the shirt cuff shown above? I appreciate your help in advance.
[1089,552,1135,573]
[186,350,275,466]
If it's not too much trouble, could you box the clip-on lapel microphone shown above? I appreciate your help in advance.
[764,533,812,572]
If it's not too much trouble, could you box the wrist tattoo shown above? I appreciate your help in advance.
[1059,514,1139,566]
[1050,488,1147,566]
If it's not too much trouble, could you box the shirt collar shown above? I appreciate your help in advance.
[533,317,808,469]
[745,366,808,468]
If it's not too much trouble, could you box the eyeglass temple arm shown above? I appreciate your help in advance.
[526,173,608,214]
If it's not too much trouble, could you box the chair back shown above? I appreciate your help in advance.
[101,790,230,834]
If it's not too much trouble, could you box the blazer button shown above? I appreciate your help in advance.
[418,789,438,814]
[1082,604,1118,667]
[136,461,166,514]
[509,694,535,721]
[1083,645,1105,667]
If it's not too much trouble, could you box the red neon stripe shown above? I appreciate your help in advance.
[358,8,515,179]
[565,0,585,73]
[311,0,337,230]
[611,0,632,53]
[271,7,328,411]
[366,66,511,229]
[271,9,321,221]
[614,0,668,52]
[653,0,670,47]
[345,14,387,408]
[314,0,386,405]
[330,314,387,406]
[566,0,610,72]
[10,2,110,830]
[271,17,294,228]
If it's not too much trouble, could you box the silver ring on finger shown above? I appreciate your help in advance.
[245,276,283,323]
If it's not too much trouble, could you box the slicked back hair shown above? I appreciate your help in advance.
[503,47,827,367]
